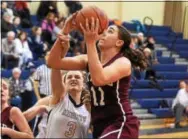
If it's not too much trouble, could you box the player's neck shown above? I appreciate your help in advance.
[69,91,82,105]
[1,103,9,112]
[100,49,119,65]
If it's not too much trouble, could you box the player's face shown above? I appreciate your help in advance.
[98,25,120,49]
[65,71,84,93]
[1,80,9,103]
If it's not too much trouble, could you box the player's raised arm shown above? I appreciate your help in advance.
[47,13,88,70]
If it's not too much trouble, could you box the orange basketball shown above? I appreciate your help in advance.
[75,6,109,34]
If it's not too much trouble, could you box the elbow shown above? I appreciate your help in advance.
[92,78,105,87]
[46,57,60,69]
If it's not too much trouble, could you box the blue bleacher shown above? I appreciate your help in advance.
[131,80,179,88]
[176,39,188,44]
[157,72,188,80]
[156,50,163,57]
[137,99,161,108]
[147,30,168,36]
[154,37,173,44]
[150,108,174,118]
[130,89,178,99]
[157,57,174,64]
[178,51,188,59]
[122,22,136,31]
[137,98,173,109]
[152,64,187,72]
[145,25,171,32]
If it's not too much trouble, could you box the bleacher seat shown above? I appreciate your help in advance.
[155,37,173,44]
[130,89,178,99]
[176,39,188,44]
[147,30,168,37]
[137,98,173,109]
[156,50,163,57]
[137,99,161,108]
[152,64,187,72]
[157,72,188,80]
[122,22,136,31]
[131,80,179,88]
[150,108,174,118]
[157,57,174,64]
[145,25,171,32]
[179,51,188,59]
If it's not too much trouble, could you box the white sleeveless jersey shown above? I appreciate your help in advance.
[46,94,91,138]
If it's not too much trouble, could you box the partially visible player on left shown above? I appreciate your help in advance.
[1,79,33,139]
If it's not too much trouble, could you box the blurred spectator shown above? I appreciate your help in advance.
[172,80,188,128]
[131,19,146,34]
[6,1,15,9]
[2,12,13,38]
[28,26,48,59]
[64,0,83,15]
[144,36,155,50]
[144,48,159,80]
[130,34,139,49]
[69,31,84,54]
[52,17,66,42]
[1,31,19,69]
[9,67,25,108]
[179,80,186,89]
[1,1,14,20]
[137,32,145,47]
[41,12,56,45]
[15,31,33,68]
[33,54,52,100]
[14,1,32,28]
[12,16,21,36]
[37,1,58,21]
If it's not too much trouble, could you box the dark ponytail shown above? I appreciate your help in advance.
[117,25,148,70]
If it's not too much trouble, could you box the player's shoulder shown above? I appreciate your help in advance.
[114,56,131,68]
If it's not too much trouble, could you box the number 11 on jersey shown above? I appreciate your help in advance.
[91,86,105,106]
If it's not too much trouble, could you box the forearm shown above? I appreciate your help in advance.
[3,128,33,139]
[47,38,69,69]
[23,105,42,121]
[86,42,105,84]
[33,82,41,100]
[51,69,65,105]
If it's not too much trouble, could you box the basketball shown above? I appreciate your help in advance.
[75,6,109,34]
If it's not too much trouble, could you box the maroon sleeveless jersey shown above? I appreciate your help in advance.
[87,53,139,138]
[1,106,14,129]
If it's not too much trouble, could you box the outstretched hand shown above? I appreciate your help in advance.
[80,17,100,45]
[62,12,78,34]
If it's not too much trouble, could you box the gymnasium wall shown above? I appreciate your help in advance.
[29,1,165,25]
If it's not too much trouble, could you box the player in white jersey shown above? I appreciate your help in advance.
[46,69,91,138]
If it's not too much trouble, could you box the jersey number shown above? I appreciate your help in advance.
[91,87,105,106]
[64,121,77,138]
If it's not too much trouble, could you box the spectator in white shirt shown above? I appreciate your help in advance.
[15,31,33,68]
[172,80,188,128]
[1,31,19,68]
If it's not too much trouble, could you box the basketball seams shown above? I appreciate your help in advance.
[90,6,103,33]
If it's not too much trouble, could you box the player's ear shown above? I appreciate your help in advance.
[116,40,124,48]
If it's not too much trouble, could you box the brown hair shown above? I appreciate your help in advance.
[117,25,148,70]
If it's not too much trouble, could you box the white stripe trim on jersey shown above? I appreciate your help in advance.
[99,129,120,139]
[116,80,126,139]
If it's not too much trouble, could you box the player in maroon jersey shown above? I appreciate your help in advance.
[47,15,147,138]
[1,79,33,139]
